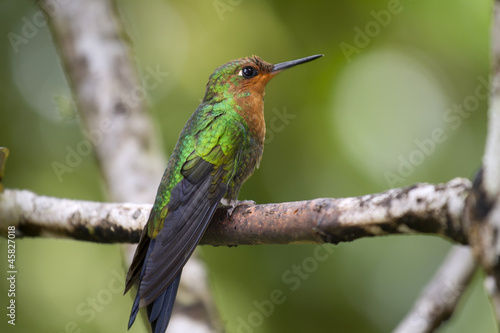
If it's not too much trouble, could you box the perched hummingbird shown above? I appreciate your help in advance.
[124,54,323,332]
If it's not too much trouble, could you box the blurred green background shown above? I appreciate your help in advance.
[0,0,495,332]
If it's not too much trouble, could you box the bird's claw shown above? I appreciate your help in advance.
[220,199,256,217]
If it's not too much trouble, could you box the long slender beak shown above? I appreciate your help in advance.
[272,54,324,73]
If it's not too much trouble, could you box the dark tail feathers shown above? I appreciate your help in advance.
[128,272,182,332]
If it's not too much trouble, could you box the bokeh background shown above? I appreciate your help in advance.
[0,0,495,332]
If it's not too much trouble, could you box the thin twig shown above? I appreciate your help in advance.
[0,147,8,193]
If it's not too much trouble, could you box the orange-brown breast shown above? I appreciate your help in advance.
[232,72,277,145]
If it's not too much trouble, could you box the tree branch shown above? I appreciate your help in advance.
[393,246,477,333]
[465,0,500,324]
[0,178,471,245]
[40,0,166,203]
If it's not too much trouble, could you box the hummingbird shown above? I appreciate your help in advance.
[124,54,323,332]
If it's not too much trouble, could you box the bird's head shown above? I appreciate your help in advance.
[203,54,323,103]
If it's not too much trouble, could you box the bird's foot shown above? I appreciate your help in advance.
[220,199,256,217]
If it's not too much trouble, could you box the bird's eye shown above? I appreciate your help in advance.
[240,66,258,79]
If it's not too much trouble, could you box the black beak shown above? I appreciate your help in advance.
[272,54,324,73]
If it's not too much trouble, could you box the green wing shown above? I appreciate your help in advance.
[125,113,246,307]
